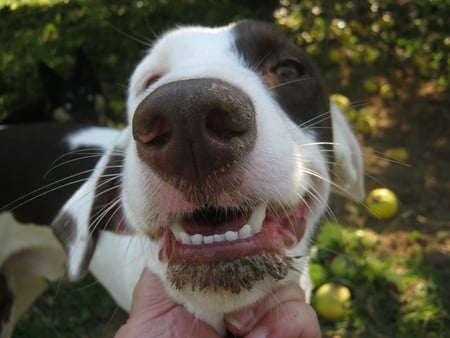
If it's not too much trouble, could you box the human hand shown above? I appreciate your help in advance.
[115,268,321,338]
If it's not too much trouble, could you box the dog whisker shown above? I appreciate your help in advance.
[268,76,314,90]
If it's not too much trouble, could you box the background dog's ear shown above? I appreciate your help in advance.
[38,62,65,105]
[51,128,128,280]
[330,102,365,201]
[74,48,102,93]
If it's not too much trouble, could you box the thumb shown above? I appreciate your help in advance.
[116,268,221,338]
[128,267,177,317]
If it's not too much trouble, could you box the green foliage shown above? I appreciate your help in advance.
[275,0,449,93]
[313,222,448,337]
[0,0,277,120]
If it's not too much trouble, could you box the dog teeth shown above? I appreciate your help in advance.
[179,231,191,245]
[238,224,252,239]
[214,233,225,242]
[203,235,214,244]
[225,230,238,241]
[191,234,203,245]
[171,223,184,241]
[248,202,267,234]
[170,203,267,245]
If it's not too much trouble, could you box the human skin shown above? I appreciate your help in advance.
[115,268,321,338]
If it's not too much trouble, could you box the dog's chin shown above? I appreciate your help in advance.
[167,252,296,294]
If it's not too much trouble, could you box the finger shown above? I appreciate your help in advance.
[129,267,178,317]
[116,268,221,338]
[225,283,306,335]
[249,301,320,338]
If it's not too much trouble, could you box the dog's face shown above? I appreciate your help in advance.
[53,20,364,331]
[124,20,332,311]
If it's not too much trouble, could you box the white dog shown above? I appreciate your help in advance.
[52,20,364,335]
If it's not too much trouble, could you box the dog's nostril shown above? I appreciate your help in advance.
[135,116,171,147]
[206,109,246,141]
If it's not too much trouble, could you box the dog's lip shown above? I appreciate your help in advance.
[158,201,307,265]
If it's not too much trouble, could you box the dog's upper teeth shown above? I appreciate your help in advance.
[170,202,267,245]
[179,231,191,245]
[238,224,252,239]
[248,202,267,234]
[171,223,184,241]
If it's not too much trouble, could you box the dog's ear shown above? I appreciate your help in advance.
[330,102,365,201]
[51,128,128,280]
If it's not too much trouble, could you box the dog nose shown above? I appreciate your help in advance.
[132,78,256,184]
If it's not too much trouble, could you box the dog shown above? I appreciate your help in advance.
[37,20,361,336]
[0,123,119,337]
[1,49,108,125]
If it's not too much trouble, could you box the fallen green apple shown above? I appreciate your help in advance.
[366,188,399,220]
[314,282,351,320]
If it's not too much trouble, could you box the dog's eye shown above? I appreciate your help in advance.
[272,59,304,80]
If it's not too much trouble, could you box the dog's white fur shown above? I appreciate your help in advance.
[54,22,364,335]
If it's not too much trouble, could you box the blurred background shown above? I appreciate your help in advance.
[1,0,448,337]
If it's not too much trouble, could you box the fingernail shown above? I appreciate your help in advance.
[225,308,254,332]
[248,327,269,338]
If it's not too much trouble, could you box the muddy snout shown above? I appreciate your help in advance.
[132,78,256,185]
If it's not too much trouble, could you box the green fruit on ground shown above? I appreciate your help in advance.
[330,255,357,278]
[310,263,328,286]
[366,188,399,219]
[316,222,343,248]
[314,283,351,320]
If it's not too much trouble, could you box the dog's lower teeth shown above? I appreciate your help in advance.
[203,235,214,244]
[191,234,203,245]
[225,231,238,241]
[170,203,268,245]
[214,233,225,242]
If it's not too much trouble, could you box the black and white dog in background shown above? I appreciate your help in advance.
[1,49,113,337]
[0,124,119,337]
[1,20,364,337]
[52,20,364,335]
